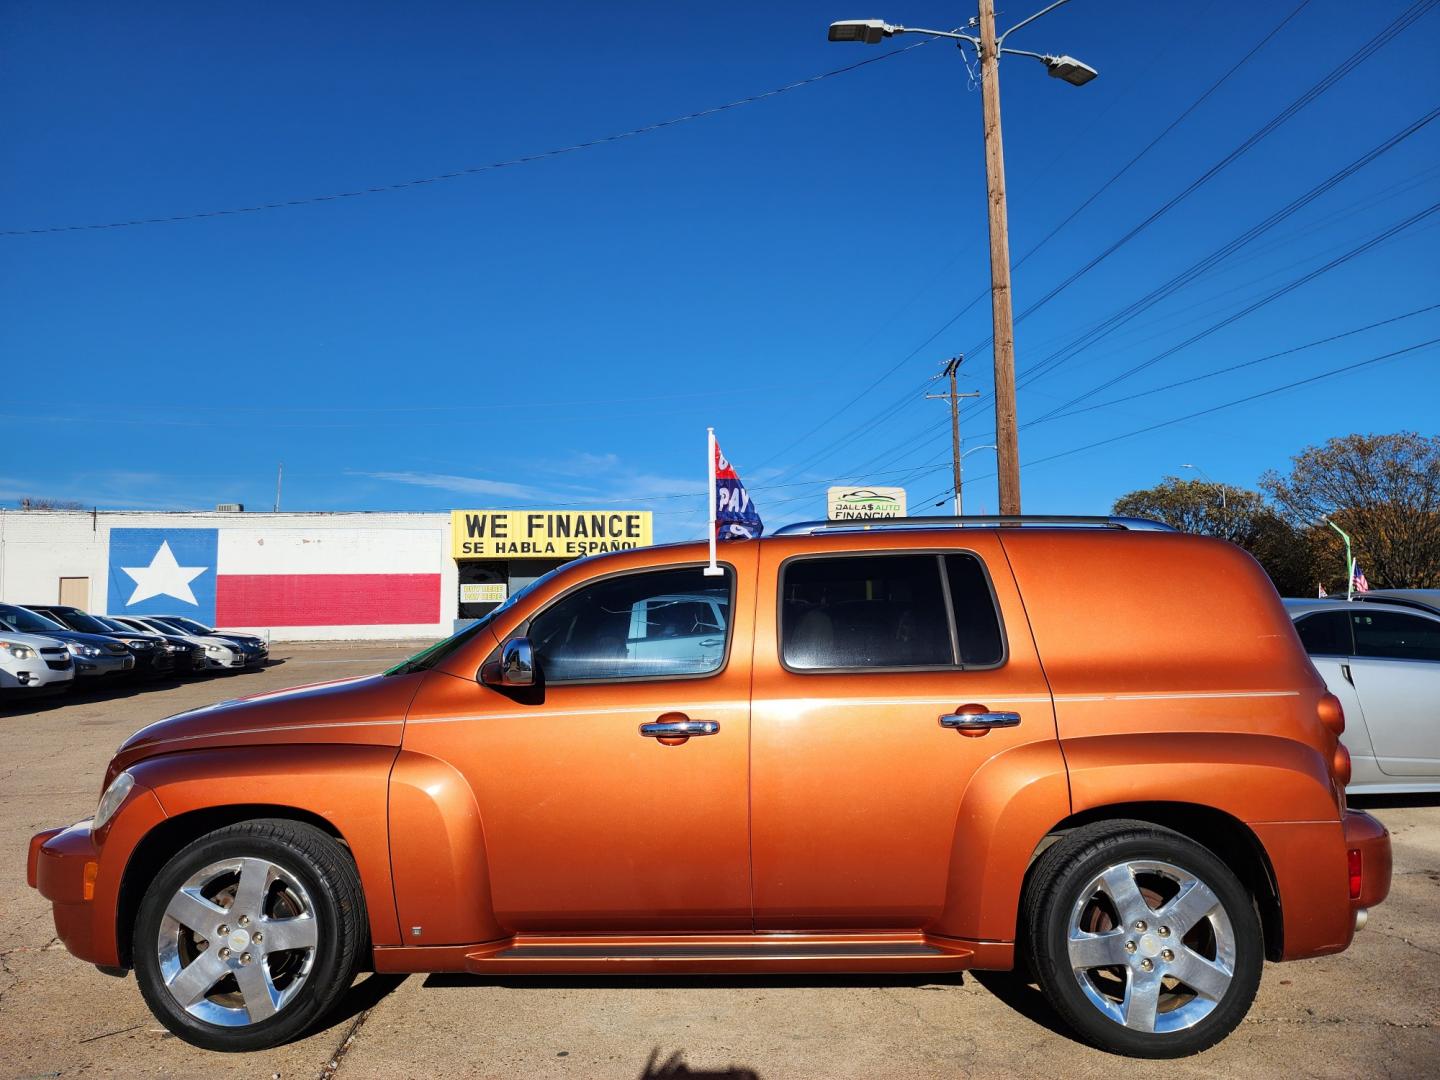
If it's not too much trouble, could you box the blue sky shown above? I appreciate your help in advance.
[3,1,1437,540]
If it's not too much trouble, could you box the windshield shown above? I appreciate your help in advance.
[54,609,115,634]
[0,605,69,634]
[164,617,211,635]
[385,567,563,677]
[147,618,186,634]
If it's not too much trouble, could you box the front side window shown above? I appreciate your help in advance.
[780,552,1003,671]
[529,566,732,682]
[1293,611,1353,656]
[1350,610,1440,662]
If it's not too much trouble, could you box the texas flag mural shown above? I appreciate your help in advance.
[107,527,441,627]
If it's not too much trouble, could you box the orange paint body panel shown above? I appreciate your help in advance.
[27,526,1389,994]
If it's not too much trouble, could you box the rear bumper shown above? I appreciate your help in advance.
[27,785,167,968]
[1252,809,1391,961]
[1343,809,1391,909]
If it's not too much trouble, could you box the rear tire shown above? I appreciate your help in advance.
[1022,820,1263,1058]
[134,819,365,1052]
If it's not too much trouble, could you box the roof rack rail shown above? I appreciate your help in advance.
[769,515,1173,536]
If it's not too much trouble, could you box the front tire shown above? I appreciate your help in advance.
[134,819,366,1052]
[1023,820,1263,1058]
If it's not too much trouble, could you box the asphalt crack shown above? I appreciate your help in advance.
[316,1006,374,1078]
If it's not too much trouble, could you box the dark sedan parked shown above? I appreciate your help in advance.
[24,604,179,678]
[97,616,208,674]
[155,614,269,667]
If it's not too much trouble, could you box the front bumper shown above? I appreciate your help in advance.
[74,653,134,677]
[27,784,167,968]
[1,663,74,689]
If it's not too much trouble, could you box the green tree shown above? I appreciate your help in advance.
[1112,477,1311,594]
[1261,432,1440,589]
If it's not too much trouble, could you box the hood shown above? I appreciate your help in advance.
[0,631,68,650]
[49,630,131,651]
[113,670,425,772]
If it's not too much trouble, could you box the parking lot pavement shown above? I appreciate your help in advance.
[2,644,1436,1079]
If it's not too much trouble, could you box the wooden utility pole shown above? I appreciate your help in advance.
[926,356,981,515]
[977,0,1021,515]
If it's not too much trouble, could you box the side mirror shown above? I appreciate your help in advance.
[482,637,535,688]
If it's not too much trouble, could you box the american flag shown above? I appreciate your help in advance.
[1317,583,1328,598]
[1352,565,1370,593]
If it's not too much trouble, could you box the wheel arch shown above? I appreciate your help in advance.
[1021,801,1285,962]
[114,803,349,968]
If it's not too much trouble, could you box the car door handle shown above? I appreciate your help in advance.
[640,719,720,738]
[939,709,1021,733]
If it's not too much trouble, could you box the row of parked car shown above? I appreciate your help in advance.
[0,603,268,699]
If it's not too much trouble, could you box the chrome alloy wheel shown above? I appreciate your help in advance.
[1065,859,1235,1034]
[157,856,319,1026]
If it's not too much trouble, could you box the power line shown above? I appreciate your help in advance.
[1,41,932,237]
[1026,197,1440,420]
[757,0,1340,484]
[1012,107,1440,416]
[926,335,1440,505]
[958,0,1439,364]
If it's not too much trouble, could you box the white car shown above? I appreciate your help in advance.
[1285,597,1440,794]
[111,616,246,670]
[0,631,75,695]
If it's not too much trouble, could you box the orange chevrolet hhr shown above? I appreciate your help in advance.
[28,517,1390,1058]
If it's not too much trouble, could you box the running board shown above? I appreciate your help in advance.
[461,932,975,974]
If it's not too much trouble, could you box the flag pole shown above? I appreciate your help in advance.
[1327,520,1354,601]
[705,426,722,576]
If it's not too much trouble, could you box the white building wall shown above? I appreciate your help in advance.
[0,510,456,643]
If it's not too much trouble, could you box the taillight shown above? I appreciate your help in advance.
[1333,741,1352,787]
[1318,693,1345,735]
[1348,849,1363,900]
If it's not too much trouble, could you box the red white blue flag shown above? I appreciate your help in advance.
[714,437,763,540]
[1352,565,1370,593]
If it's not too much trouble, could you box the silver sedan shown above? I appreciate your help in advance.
[1285,597,1440,794]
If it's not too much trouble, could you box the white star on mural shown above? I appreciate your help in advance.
[121,540,207,606]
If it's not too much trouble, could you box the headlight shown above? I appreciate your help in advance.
[128,640,154,650]
[2,642,36,660]
[67,642,101,658]
[92,771,135,832]
[206,644,224,653]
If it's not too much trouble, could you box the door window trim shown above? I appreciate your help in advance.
[775,548,1009,675]
[1293,609,1357,657]
[1348,608,1440,664]
[511,560,740,686]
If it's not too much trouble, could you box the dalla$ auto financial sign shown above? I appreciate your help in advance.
[826,486,908,520]
[451,510,653,559]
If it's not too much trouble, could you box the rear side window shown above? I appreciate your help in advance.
[1294,611,1353,656]
[780,552,1003,671]
[1350,611,1440,662]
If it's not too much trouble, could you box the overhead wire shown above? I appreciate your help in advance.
[1,40,934,237]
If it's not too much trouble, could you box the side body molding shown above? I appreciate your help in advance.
[388,749,503,946]
[128,745,402,947]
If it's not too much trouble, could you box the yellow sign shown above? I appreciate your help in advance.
[452,510,653,560]
[459,583,508,604]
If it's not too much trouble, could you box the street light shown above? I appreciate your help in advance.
[828,1,1096,517]
[935,444,998,512]
[1180,463,1227,510]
